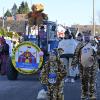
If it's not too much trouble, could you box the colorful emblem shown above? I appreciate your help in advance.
[12,41,43,74]
[48,66,57,84]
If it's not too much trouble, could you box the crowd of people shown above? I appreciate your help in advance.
[0,28,100,100]
[38,29,100,100]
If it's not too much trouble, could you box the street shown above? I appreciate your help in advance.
[0,72,100,100]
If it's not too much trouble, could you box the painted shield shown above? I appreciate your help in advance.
[12,41,43,74]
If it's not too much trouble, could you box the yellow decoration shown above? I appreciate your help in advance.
[28,3,48,26]
[31,3,44,12]
[25,59,29,63]
[35,3,44,12]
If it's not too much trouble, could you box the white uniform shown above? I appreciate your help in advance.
[58,38,77,79]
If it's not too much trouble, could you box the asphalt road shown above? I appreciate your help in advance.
[0,72,100,100]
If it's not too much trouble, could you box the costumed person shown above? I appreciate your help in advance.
[0,37,3,73]
[0,37,9,75]
[1,37,9,75]
[71,33,97,100]
[58,30,77,83]
[74,32,84,80]
[40,49,67,100]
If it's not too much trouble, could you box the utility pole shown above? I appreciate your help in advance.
[93,0,95,36]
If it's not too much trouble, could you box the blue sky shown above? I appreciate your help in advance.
[0,0,100,26]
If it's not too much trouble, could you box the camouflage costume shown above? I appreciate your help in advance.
[71,42,97,100]
[40,50,66,100]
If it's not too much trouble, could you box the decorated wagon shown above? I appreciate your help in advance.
[6,3,58,80]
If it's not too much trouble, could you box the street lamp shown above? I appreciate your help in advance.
[93,0,95,36]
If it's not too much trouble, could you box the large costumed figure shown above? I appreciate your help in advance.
[27,3,48,62]
[71,33,98,100]
[40,49,67,100]
[27,3,48,26]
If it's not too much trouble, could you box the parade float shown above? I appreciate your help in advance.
[6,3,58,80]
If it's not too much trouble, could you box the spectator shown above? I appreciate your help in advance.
[39,26,47,62]
[38,25,47,49]
[0,37,9,75]
[95,37,100,71]
[58,30,77,83]
[0,37,3,73]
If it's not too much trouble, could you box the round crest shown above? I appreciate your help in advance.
[12,41,43,74]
